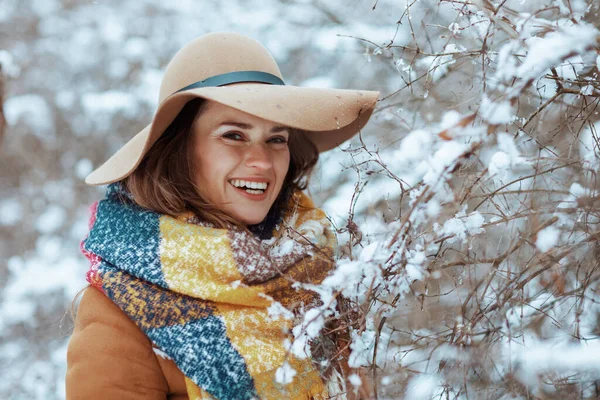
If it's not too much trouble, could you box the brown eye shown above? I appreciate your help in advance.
[223,132,244,141]
[268,136,288,144]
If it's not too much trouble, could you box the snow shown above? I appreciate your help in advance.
[33,0,60,15]
[448,22,461,35]
[479,96,514,124]
[35,205,66,234]
[0,2,15,22]
[300,76,336,89]
[405,373,440,400]
[291,308,327,359]
[405,262,424,282]
[36,235,64,260]
[554,0,590,21]
[75,158,93,179]
[99,17,126,43]
[418,44,462,82]
[123,37,149,60]
[267,301,294,321]
[5,254,85,298]
[434,211,485,245]
[492,21,598,99]
[406,248,426,280]
[348,374,362,387]
[384,130,433,180]
[536,226,560,253]
[275,361,296,385]
[514,341,600,386]
[580,84,595,95]
[555,55,585,81]
[0,49,20,77]
[487,133,527,180]
[579,120,600,170]
[107,58,130,80]
[515,23,597,89]
[0,198,23,226]
[68,27,101,69]
[1,253,86,332]
[54,91,76,109]
[469,12,491,38]
[440,110,462,129]
[360,241,380,262]
[70,213,91,241]
[426,199,441,218]
[152,347,172,360]
[269,239,296,257]
[348,329,375,368]
[488,151,511,178]
[4,94,54,137]
[320,241,388,302]
[465,215,485,237]
[81,90,139,117]
[135,68,163,107]
[422,141,468,186]
[0,296,36,330]
[569,182,596,198]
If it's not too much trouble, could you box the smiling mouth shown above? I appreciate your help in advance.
[228,179,269,195]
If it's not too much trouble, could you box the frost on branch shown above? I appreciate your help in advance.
[275,361,297,385]
[290,1,600,398]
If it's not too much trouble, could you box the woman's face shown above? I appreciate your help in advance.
[192,101,291,225]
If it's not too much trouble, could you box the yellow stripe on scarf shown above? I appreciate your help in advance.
[159,216,270,307]
[215,304,327,399]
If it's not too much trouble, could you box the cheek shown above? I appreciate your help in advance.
[194,146,224,195]
[277,151,291,179]
[195,146,241,194]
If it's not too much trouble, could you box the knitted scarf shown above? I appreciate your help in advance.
[81,183,337,400]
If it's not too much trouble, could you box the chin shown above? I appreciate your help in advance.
[242,216,267,226]
[233,211,269,226]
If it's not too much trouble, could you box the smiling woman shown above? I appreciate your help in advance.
[66,32,379,400]
[193,101,293,226]
[122,98,320,238]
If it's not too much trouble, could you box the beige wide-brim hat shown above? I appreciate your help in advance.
[85,32,380,185]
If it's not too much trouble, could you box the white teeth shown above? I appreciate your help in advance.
[245,188,264,194]
[229,179,268,190]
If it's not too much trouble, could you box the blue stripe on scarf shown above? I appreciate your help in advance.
[148,319,258,400]
[83,188,168,288]
[96,264,258,399]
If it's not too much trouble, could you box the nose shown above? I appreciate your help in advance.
[244,143,272,170]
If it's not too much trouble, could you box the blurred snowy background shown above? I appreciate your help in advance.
[1,0,599,399]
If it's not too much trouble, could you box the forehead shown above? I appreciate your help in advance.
[198,100,286,130]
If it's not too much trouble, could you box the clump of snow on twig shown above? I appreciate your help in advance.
[275,361,297,385]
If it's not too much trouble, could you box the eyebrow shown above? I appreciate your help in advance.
[218,121,289,133]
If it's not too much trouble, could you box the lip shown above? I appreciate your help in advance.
[228,177,271,183]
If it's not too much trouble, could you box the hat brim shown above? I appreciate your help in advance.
[85,84,379,185]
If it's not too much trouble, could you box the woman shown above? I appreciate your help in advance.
[67,32,379,399]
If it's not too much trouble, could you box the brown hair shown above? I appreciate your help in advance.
[122,98,319,237]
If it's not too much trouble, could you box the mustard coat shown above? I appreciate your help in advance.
[66,287,189,399]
